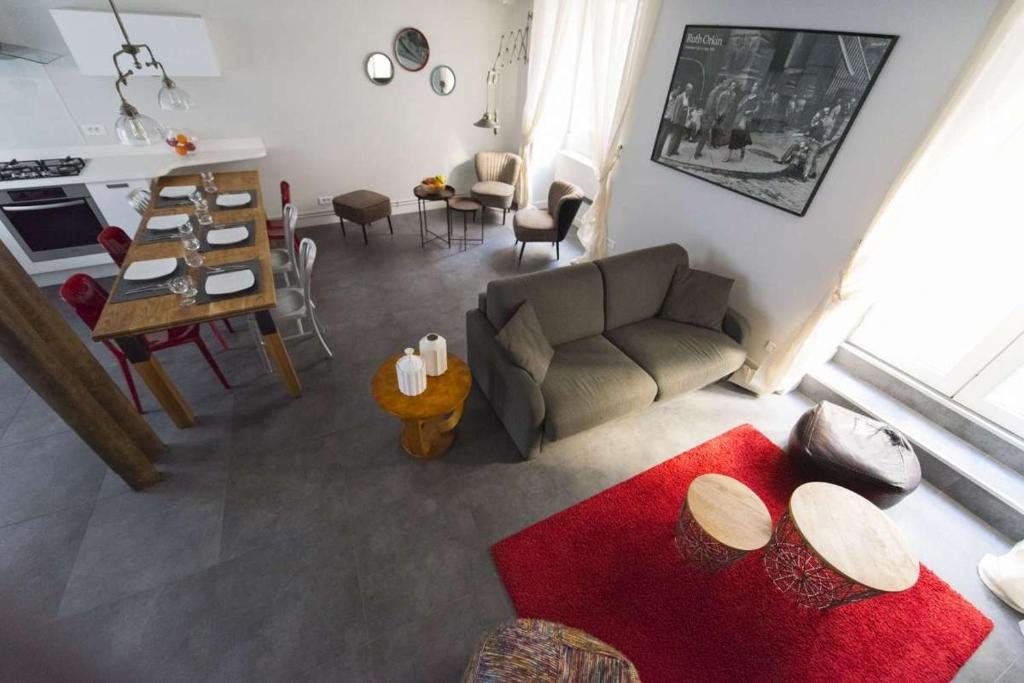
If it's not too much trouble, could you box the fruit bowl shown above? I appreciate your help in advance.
[165,130,198,156]
[420,175,446,195]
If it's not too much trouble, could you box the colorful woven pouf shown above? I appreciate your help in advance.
[462,618,640,682]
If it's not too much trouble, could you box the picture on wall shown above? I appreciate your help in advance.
[651,26,897,216]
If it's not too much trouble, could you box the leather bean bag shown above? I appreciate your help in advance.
[787,401,921,508]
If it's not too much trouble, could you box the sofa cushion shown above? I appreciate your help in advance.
[541,335,657,441]
[660,268,733,331]
[595,243,688,331]
[472,180,515,199]
[604,318,746,400]
[495,300,555,384]
[486,263,605,346]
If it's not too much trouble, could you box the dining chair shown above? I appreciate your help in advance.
[127,188,151,215]
[269,203,299,286]
[96,226,235,348]
[265,237,332,359]
[266,180,292,244]
[59,274,230,413]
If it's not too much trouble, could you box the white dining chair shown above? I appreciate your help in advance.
[256,237,332,364]
[127,188,151,215]
[270,203,299,286]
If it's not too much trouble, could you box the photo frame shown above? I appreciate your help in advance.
[651,25,898,216]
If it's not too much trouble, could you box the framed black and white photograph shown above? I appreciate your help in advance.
[651,26,897,216]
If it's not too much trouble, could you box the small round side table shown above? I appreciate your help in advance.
[448,196,484,251]
[674,474,773,572]
[371,352,471,458]
[763,481,919,609]
[414,184,456,248]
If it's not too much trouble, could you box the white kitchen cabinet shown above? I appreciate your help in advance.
[87,180,150,236]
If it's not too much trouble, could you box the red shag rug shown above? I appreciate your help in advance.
[491,425,993,682]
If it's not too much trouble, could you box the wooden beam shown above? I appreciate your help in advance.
[0,242,163,490]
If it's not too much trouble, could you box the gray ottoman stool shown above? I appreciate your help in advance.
[787,401,921,508]
[332,189,393,245]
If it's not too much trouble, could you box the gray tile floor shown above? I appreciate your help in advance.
[0,210,1020,681]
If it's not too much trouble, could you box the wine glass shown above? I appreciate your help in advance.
[200,171,218,195]
[169,274,197,306]
[189,189,205,206]
[183,237,204,268]
[177,219,195,237]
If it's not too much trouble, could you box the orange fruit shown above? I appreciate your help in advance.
[176,133,188,143]
[175,144,188,156]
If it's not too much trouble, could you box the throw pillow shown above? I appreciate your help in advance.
[660,267,734,331]
[496,300,555,384]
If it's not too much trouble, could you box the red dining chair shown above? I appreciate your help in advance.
[266,180,299,250]
[97,226,235,347]
[59,273,230,414]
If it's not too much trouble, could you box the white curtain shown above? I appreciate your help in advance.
[516,0,577,208]
[748,0,1024,394]
[575,0,661,261]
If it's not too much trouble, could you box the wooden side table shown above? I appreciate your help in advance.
[674,474,772,572]
[371,352,471,458]
[763,481,919,609]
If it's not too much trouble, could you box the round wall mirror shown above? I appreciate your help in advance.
[394,27,429,72]
[430,65,456,96]
[365,52,394,85]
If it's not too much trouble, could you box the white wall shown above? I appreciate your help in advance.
[608,0,1000,365]
[0,0,530,220]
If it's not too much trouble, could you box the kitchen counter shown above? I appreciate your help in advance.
[0,137,266,191]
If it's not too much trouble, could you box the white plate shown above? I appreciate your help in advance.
[206,226,249,246]
[123,257,178,281]
[147,214,190,231]
[215,192,252,208]
[159,185,196,199]
[205,269,255,296]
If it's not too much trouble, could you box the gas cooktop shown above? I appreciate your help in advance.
[0,157,88,182]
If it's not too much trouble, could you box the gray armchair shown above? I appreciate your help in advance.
[513,180,584,263]
[471,152,522,224]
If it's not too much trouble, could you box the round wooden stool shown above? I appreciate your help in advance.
[674,474,773,571]
[763,481,919,609]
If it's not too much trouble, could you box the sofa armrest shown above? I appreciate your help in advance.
[723,307,750,345]
[466,309,545,459]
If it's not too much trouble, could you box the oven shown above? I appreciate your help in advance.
[0,184,106,262]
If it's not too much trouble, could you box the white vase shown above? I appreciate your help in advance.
[419,333,448,376]
[395,348,427,396]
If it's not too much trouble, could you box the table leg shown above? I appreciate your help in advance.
[255,310,302,397]
[115,336,195,428]
[397,400,465,459]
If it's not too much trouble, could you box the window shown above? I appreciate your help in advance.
[848,12,1024,438]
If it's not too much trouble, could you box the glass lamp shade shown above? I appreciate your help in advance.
[115,107,167,146]
[158,81,194,111]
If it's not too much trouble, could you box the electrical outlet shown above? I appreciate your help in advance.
[316,196,333,207]
[764,340,778,354]
[81,124,107,136]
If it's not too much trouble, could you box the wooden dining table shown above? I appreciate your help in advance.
[92,170,302,428]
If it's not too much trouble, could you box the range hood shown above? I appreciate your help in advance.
[0,43,61,64]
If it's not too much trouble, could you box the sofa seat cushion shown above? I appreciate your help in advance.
[472,180,515,199]
[604,318,746,401]
[541,335,657,441]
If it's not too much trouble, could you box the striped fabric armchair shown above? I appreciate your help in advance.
[471,151,522,223]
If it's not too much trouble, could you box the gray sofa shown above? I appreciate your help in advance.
[466,243,748,459]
